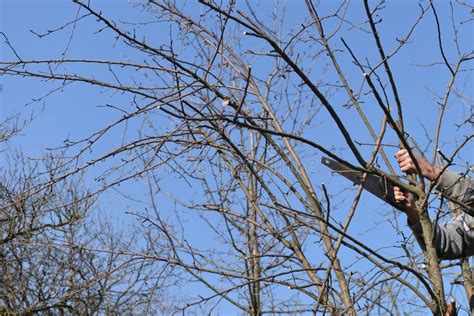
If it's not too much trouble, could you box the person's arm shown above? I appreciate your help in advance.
[394,187,474,259]
[395,149,441,181]
[436,169,474,215]
[394,149,474,259]
[409,210,473,259]
[395,149,473,215]
[433,213,474,259]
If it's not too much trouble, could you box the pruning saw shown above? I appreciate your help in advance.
[321,157,406,212]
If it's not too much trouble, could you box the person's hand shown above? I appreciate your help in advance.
[394,186,414,211]
[394,149,440,181]
[394,186,419,224]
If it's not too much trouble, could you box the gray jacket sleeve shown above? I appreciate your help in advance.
[409,170,474,260]
[436,169,474,216]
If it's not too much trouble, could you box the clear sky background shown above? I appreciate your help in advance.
[1,0,473,314]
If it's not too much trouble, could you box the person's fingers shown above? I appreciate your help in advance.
[399,160,410,167]
[393,186,406,203]
[395,197,405,203]
[395,151,416,170]
[400,161,415,172]
[400,151,411,161]
[400,165,410,172]
[394,190,403,196]
[400,157,414,166]
[394,149,406,158]
[394,192,405,200]
[395,155,404,163]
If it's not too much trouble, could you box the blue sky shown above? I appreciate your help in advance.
[1,0,473,313]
